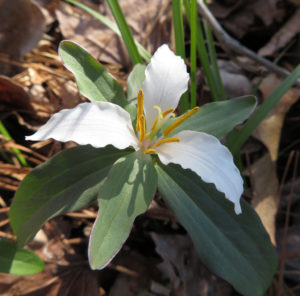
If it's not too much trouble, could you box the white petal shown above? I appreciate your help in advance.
[142,44,189,129]
[155,131,243,214]
[26,102,139,150]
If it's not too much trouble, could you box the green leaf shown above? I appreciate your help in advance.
[127,64,146,102]
[10,145,131,247]
[0,240,44,275]
[89,152,157,269]
[170,95,257,138]
[59,41,136,117]
[156,163,277,296]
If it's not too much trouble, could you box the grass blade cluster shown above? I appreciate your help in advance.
[172,0,189,112]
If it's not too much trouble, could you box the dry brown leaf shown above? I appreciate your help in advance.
[249,154,279,245]
[0,0,45,57]
[0,74,52,131]
[56,2,127,66]
[258,8,300,56]
[218,60,252,97]
[56,0,170,67]
[253,74,300,161]
[211,0,285,38]
[0,76,35,114]
[0,218,100,296]
[209,0,243,19]
[47,78,81,110]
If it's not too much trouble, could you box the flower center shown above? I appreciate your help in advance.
[136,89,199,154]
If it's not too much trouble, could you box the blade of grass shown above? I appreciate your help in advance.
[172,0,186,59]
[202,17,226,100]
[64,0,151,62]
[228,64,300,155]
[0,121,28,167]
[172,0,189,112]
[190,0,197,107]
[106,0,142,65]
[183,0,220,102]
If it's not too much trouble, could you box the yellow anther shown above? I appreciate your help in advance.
[162,108,175,118]
[139,115,146,142]
[152,137,180,148]
[163,107,199,136]
[136,89,144,132]
[144,148,157,154]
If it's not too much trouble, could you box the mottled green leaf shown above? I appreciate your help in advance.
[156,162,277,296]
[170,95,257,138]
[59,41,136,118]
[89,152,157,269]
[10,145,131,246]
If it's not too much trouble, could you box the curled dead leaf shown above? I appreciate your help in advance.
[0,0,45,57]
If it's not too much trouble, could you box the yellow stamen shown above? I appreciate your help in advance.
[139,115,146,142]
[151,118,158,131]
[152,137,180,148]
[136,89,144,132]
[162,108,175,118]
[144,148,157,154]
[153,105,163,119]
[163,107,199,136]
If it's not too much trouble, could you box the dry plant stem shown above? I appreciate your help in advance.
[277,151,299,296]
[0,230,15,240]
[0,218,9,227]
[109,264,140,277]
[0,207,9,213]
[196,0,300,86]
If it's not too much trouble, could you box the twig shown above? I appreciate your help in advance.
[278,151,299,296]
[196,0,300,86]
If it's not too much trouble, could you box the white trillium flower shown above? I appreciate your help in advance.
[27,44,243,214]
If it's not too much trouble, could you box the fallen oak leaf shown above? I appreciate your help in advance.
[253,74,300,161]
[249,154,279,245]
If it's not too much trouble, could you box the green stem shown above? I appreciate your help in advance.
[183,0,219,102]
[190,0,197,107]
[172,0,189,113]
[202,19,226,100]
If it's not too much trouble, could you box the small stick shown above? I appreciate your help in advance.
[196,0,300,86]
